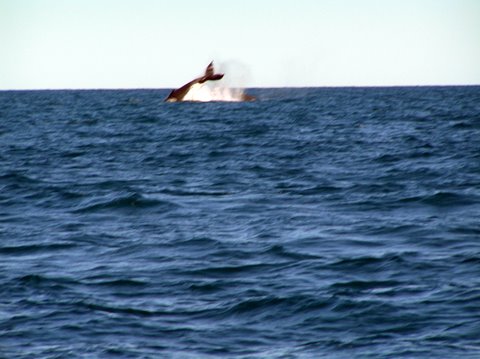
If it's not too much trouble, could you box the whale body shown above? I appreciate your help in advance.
[165,62,255,102]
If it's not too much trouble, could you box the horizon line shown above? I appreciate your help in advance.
[1,84,479,92]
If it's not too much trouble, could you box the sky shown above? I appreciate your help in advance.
[1,0,479,89]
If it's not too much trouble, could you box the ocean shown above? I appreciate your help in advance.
[1,87,479,358]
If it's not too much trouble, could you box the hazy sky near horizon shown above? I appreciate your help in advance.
[1,0,479,89]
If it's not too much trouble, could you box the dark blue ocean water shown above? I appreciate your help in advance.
[1,87,480,358]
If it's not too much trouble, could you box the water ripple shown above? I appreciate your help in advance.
[1,87,479,358]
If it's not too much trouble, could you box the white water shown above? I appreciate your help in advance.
[182,83,246,102]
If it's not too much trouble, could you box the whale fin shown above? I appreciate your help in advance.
[205,61,214,77]
[199,61,224,83]
[165,61,226,102]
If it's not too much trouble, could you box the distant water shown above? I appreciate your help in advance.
[1,87,480,358]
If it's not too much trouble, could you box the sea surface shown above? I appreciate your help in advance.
[1,87,480,358]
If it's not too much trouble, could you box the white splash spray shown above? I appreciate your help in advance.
[182,60,253,102]
[182,83,247,102]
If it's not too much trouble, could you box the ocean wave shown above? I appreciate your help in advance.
[262,244,322,261]
[85,278,149,288]
[6,274,80,292]
[73,192,179,213]
[2,87,480,358]
[0,171,39,184]
[0,243,76,255]
[80,301,160,317]
[400,191,477,207]
[327,253,410,271]
[161,188,231,197]
[181,262,277,277]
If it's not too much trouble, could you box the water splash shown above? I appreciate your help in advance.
[181,60,253,102]
[182,83,248,102]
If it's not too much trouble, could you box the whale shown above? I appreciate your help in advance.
[165,62,224,102]
[165,61,255,102]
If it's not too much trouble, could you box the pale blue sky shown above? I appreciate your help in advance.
[1,0,479,89]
